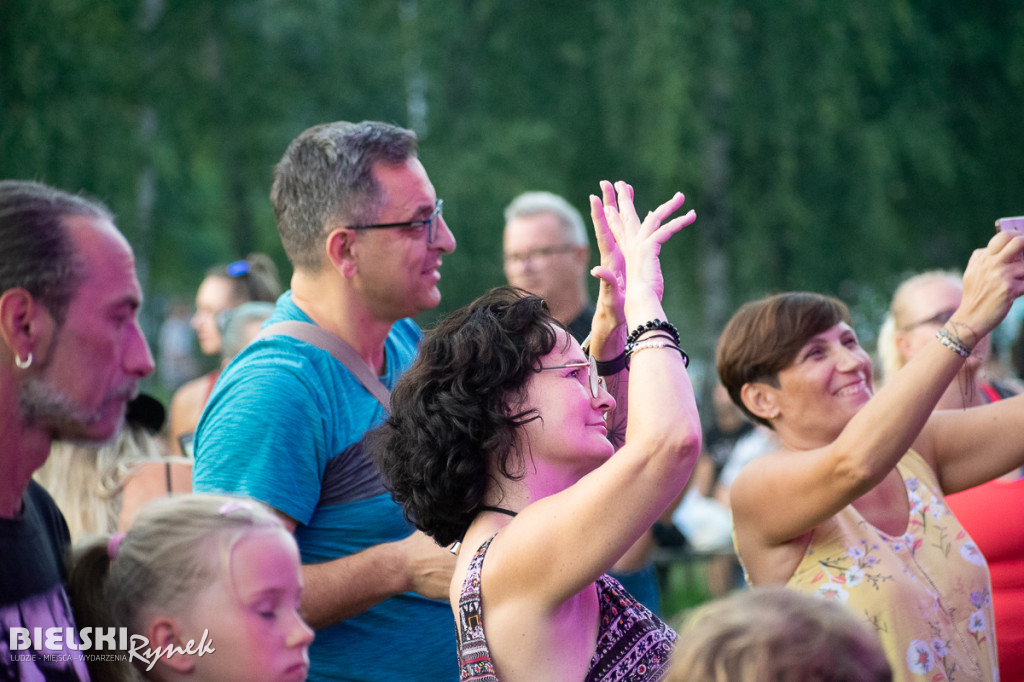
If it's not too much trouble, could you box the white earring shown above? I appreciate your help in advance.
[15,352,32,370]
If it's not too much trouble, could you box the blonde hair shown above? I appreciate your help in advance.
[34,422,169,542]
[878,270,961,383]
[668,587,891,682]
[68,494,288,680]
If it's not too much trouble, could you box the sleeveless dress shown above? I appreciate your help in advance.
[457,535,676,681]
[780,450,999,682]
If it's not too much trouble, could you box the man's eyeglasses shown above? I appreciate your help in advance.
[503,244,577,266]
[904,308,957,331]
[349,199,443,243]
[537,355,605,399]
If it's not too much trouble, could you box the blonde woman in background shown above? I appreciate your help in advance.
[877,270,1020,407]
[34,395,192,541]
[167,254,281,455]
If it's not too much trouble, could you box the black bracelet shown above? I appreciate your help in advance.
[628,332,677,347]
[626,319,680,347]
[594,351,627,376]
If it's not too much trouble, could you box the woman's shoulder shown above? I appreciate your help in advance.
[118,459,194,530]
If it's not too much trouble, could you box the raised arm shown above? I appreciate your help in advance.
[491,181,701,605]
[731,229,1024,552]
[586,180,630,448]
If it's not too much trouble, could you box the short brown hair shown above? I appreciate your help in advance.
[270,120,418,271]
[716,292,850,428]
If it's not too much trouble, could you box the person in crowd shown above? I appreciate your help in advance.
[502,189,662,613]
[503,190,595,339]
[193,120,459,681]
[715,229,1024,681]
[217,301,276,363]
[34,394,191,542]
[0,179,154,680]
[878,269,1024,680]
[167,253,280,455]
[877,270,1018,407]
[69,494,314,682]
[668,586,892,682]
[373,180,700,681]
[668,383,757,596]
[156,299,198,392]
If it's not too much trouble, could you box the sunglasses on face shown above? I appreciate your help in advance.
[904,308,957,331]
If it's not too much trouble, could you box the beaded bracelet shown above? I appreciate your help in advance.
[936,328,971,358]
[624,339,690,370]
[630,332,677,347]
[626,319,680,347]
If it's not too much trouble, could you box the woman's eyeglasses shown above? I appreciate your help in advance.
[537,355,605,399]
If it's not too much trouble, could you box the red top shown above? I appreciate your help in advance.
[946,475,1024,681]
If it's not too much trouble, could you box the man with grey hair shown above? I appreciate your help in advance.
[502,190,595,341]
[0,179,154,679]
[194,121,459,681]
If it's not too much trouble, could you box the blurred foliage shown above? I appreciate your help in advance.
[2,0,1023,395]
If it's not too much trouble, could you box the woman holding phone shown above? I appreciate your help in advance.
[715,227,1024,681]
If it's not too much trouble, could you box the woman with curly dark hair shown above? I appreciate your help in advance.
[372,181,701,681]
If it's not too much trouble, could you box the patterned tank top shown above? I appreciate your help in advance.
[780,450,998,681]
[457,534,676,681]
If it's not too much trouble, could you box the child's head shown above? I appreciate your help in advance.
[668,586,892,682]
[70,494,313,682]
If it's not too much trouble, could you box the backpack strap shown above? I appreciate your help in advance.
[255,321,391,411]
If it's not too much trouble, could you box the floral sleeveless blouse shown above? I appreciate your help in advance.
[457,534,676,681]
[780,450,998,681]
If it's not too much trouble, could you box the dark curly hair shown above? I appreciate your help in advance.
[371,286,562,546]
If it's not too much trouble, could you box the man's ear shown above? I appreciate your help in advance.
[325,227,358,278]
[740,381,780,422]
[145,617,196,674]
[0,288,54,365]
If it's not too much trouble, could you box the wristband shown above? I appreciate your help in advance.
[594,351,627,376]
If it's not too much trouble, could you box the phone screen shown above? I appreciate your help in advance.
[995,216,1024,234]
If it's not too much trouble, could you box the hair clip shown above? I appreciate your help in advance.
[219,500,252,515]
[226,260,251,277]
[107,532,126,560]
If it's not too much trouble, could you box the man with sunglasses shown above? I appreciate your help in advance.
[193,121,458,681]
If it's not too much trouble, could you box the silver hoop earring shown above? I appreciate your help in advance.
[15,352,32,370]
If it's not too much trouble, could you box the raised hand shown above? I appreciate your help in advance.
[955,229,1024,347]
[590,180,695,307]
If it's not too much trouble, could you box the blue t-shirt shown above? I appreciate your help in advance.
[193,292,457,682]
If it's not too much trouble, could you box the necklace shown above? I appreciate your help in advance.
[479,505,518,517]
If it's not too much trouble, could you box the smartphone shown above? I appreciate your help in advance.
[995,216,1024,234]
